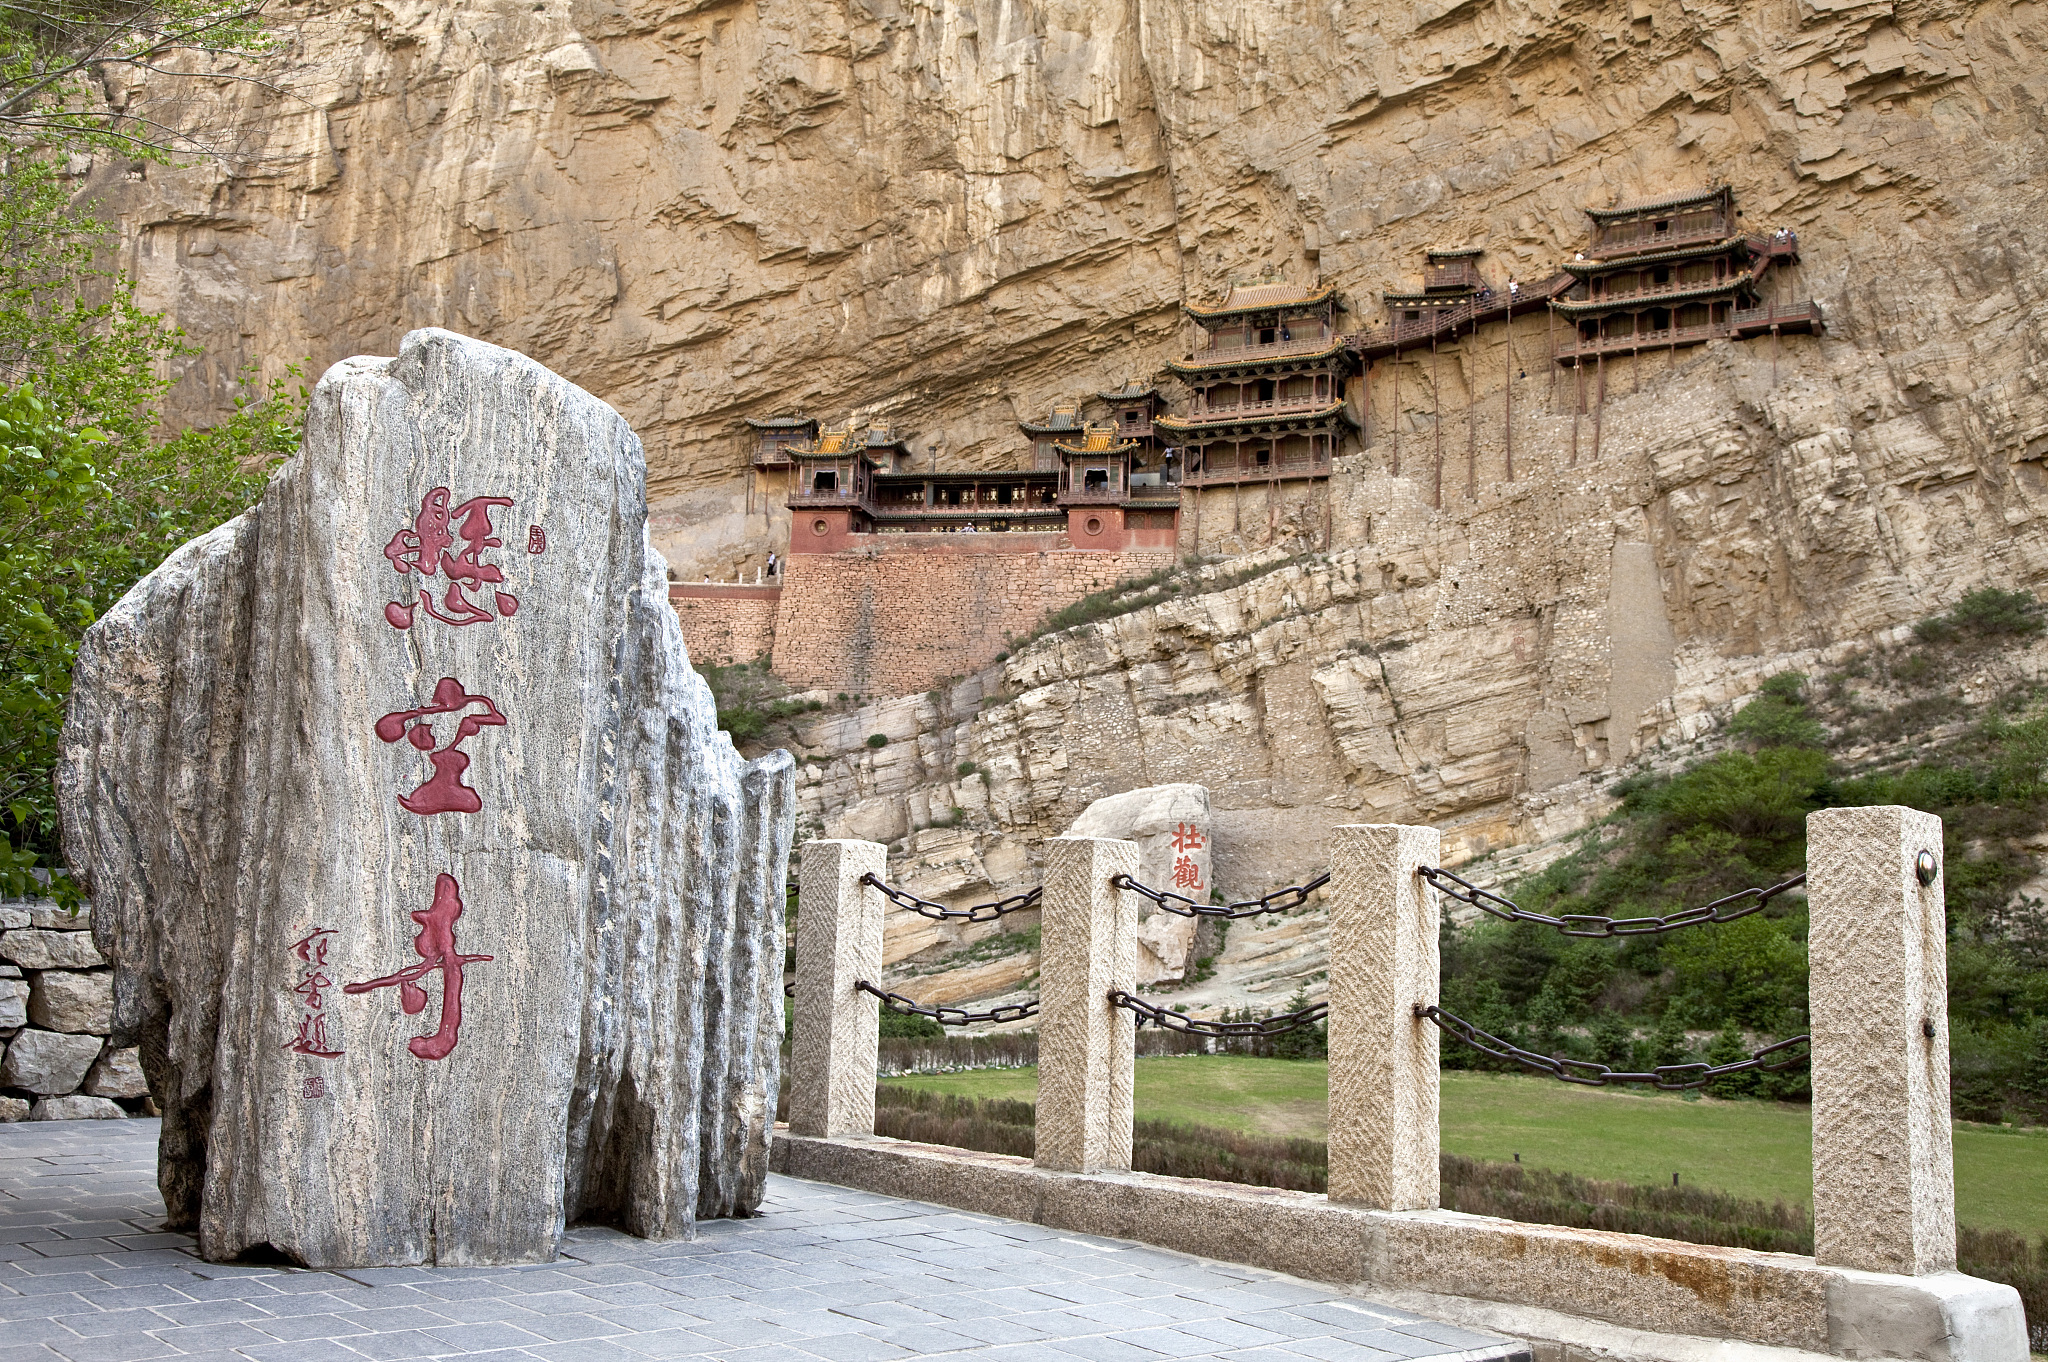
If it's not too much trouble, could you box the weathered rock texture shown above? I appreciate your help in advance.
[58,329,795,1266]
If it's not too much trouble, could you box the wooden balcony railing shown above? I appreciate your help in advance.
[1588,219,1729,258]
[1552,300,1819,361]
[1180,395,1339,423]
[1180,332,1336,367]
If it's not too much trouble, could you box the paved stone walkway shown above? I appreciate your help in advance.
[2,1120,1524,1362]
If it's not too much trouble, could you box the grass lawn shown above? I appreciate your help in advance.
[883,1056,2048,1235]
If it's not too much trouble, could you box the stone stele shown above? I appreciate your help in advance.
[1063,784,1211,983]
[59,328,795,1268]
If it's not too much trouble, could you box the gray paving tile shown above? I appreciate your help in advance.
[787,1334,913,1362]
[0,1347,66,1362]
[422,1320,552,1352]
[249,1310,377,1341]
[608,1329,718,1358]
[855,1324,983,1355]
[337,1328,447,1360]
[527,1342,654,1362]
[145,1320,282,1352]
[237,1338,373,1362]
[1045,1335,1170,1361]
[41,1337,177,1362]
[0,1122,1508,1362]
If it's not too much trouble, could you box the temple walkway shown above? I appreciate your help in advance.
[0,1120,1527,1362]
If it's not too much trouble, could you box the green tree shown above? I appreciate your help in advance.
[0,7,298,892]
[1,3,280,155]
[1726,672,1826,750]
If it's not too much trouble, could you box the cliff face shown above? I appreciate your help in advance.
[81,0,2047,578]
[70,0,2048,911]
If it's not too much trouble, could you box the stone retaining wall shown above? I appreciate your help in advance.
[771,544,1178,695]
[0,898,149,1121]
[669,583,783,666]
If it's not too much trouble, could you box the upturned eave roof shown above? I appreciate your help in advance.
[1586,183,1732,224]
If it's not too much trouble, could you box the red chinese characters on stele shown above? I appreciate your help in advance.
[343,874,494,1061]
[283,928,343,1061]
[382,487,518,629]
[1169,821,1206,892]
[375,678,506,815]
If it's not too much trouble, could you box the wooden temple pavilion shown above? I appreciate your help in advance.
[743,414,818,513]
[1347,251,1572,362]
[1157,278,1359,486]
[1019,401,1086,471]
[784,416,1096,552]
[1551,184,1821,365]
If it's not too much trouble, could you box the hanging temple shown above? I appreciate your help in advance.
[743,183,1818,558]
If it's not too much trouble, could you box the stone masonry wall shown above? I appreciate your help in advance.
[772,544,1178,697]
[0,897,149,1121]
[670,584,783,667]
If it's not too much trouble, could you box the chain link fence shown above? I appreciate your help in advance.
[1110,989,1328,1038]
[1112,871,1330,919]
[1420,865,1807,937]
[859,872,1042,923]
[1417,1003,1810,1090]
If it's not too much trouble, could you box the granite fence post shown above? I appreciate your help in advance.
[1036,836,1138,1173]
[1807,805,1954,1275]
[1326,824,1442,1210]
[787,838,886,1140]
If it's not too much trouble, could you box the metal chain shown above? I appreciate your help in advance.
[1111,871,1331,920]
[854,979,1040,1027]
[1418,865,1807,938]
[1109,989,1329,1037]
[858,872,1043,924]
[1417,1003,1809,1090]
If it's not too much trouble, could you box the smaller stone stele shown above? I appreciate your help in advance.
[27,970,113,1033]
[60,329,794,1269]
[1063,784,1212,983]
[1,1030,103,1094]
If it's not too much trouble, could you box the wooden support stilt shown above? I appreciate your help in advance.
[1592,352,1606,463]
[1571,360,1582,467]
[1363,360,1372,448]
[1547,307,1558,412]
[1391,348,1401,478]
[1465,322,1477,501]
[1772,323,1781,387]
[1504,315,1514,482]
[1431,332,1443,509]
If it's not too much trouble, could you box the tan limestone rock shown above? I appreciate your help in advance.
[0,930,105,971]
[26,971,113,1034]
[83,1047,150,1100]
